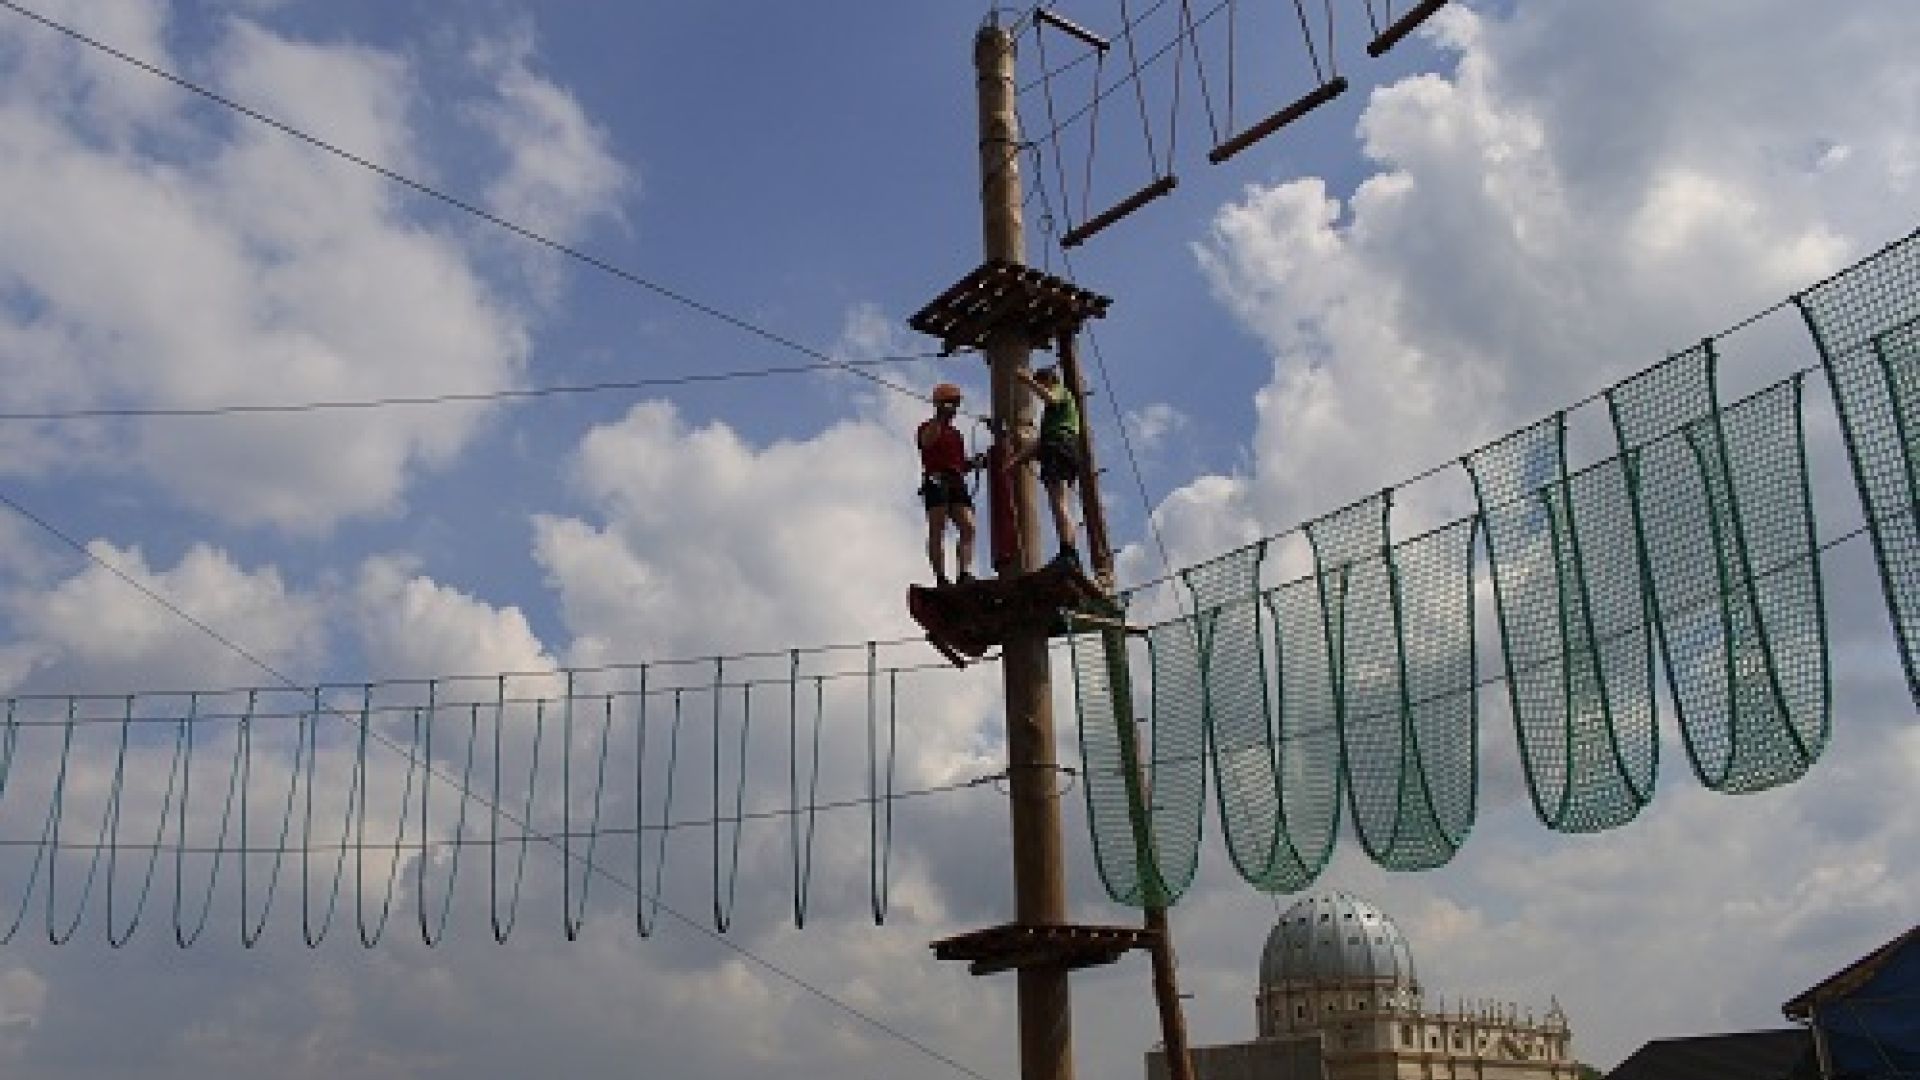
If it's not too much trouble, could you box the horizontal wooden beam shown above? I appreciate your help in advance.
[1367,0,1448,57]
[1035,7,1109,52]
[1061,174,1178,249]
[1207,77,1349,164]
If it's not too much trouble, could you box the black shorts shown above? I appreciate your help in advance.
[920,471,972,510]
[1038,439,1079,487]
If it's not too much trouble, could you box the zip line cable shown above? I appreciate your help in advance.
[0,486,1002,1080]
[0,352,967,423]
[0,1,963,416]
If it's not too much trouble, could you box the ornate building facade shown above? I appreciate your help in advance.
[1149,892,1577,1080]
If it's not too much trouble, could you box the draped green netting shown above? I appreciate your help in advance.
[1796,229,1920,704]
[1140,617,1209,899]
[1466,414,1660,832]
[1609,347,1829,792]
[1259,573,1343,889]
[1068,614,1150,905]
[1307,494,1478,870]
[1069,598,1206,908]
[1185,545,1322,891]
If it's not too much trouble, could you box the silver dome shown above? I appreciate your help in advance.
[1259,891,1418,991]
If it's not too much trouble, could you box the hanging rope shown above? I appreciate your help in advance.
[636,678,682,939]
[490,688,544,943]
[419,700,480,946]
[712,665,754,934]
[788,653,824,928]
[563,689,619,941]
[867,647,900,925]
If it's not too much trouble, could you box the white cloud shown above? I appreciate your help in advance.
[469,26,629,247]
[351,555,555,680]
[2,538,324,693]
[0,4,589,532]
[535,398,932,663]
[1123,401,1188,452]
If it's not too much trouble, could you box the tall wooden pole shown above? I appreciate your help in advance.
[977,20,1076,1080]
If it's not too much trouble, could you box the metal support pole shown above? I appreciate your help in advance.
[977,22,1075,1080]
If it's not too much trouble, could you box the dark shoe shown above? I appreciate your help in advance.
[956,571,976,585]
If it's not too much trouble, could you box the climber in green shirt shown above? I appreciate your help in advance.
[1005,365,1083,571]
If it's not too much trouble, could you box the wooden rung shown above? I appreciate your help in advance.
[1061,175,1178,248]
[1207,77,1349,164]
[1367,0,1448,57]
[1036,7,1109,51]
[1063,610,1145,635]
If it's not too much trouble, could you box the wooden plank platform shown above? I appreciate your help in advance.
[932,922,1158,976]
[909,261,1111,355]
[908,561,1122,667]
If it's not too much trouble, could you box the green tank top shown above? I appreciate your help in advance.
[1040,385,1080,443]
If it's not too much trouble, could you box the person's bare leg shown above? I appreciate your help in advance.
[1048,480,1078,552]
[948,507,975,580]
[953,505,977,579]
[925,506,949,583]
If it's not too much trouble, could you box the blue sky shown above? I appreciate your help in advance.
[0,1,1916,1077]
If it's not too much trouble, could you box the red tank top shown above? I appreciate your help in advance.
[918,420,967,475]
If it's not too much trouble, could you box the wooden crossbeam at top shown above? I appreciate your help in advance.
[909,261,1111,355]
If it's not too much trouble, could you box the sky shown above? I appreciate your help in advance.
[0,0,1916,1077]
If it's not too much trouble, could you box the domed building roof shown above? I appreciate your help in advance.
[1259,891,1418,991]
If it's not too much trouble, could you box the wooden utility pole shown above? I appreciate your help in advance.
[910,20,1192,1080]
[976,22,1076,1080]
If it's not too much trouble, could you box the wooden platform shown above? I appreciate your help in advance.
[909,261,1111,355]
[908,561,1122,667]
[932,922,1158,976]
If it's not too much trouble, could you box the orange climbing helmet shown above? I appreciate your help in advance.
[931,382,963,406]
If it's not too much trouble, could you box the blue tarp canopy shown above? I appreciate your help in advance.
[1787,927,1920,1079]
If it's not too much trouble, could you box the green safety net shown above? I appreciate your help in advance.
[1062,231,1918,905]
[1466,415,1660,832]
[1260,572,1343,890]
[1796,230,1920,705]
[1308,494,1478,870]
[1609,347,1829,791]
[1185,546,1329,891]
[1069,602,1207,907]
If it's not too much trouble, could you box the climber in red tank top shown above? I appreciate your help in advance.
[917,383,983,586]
